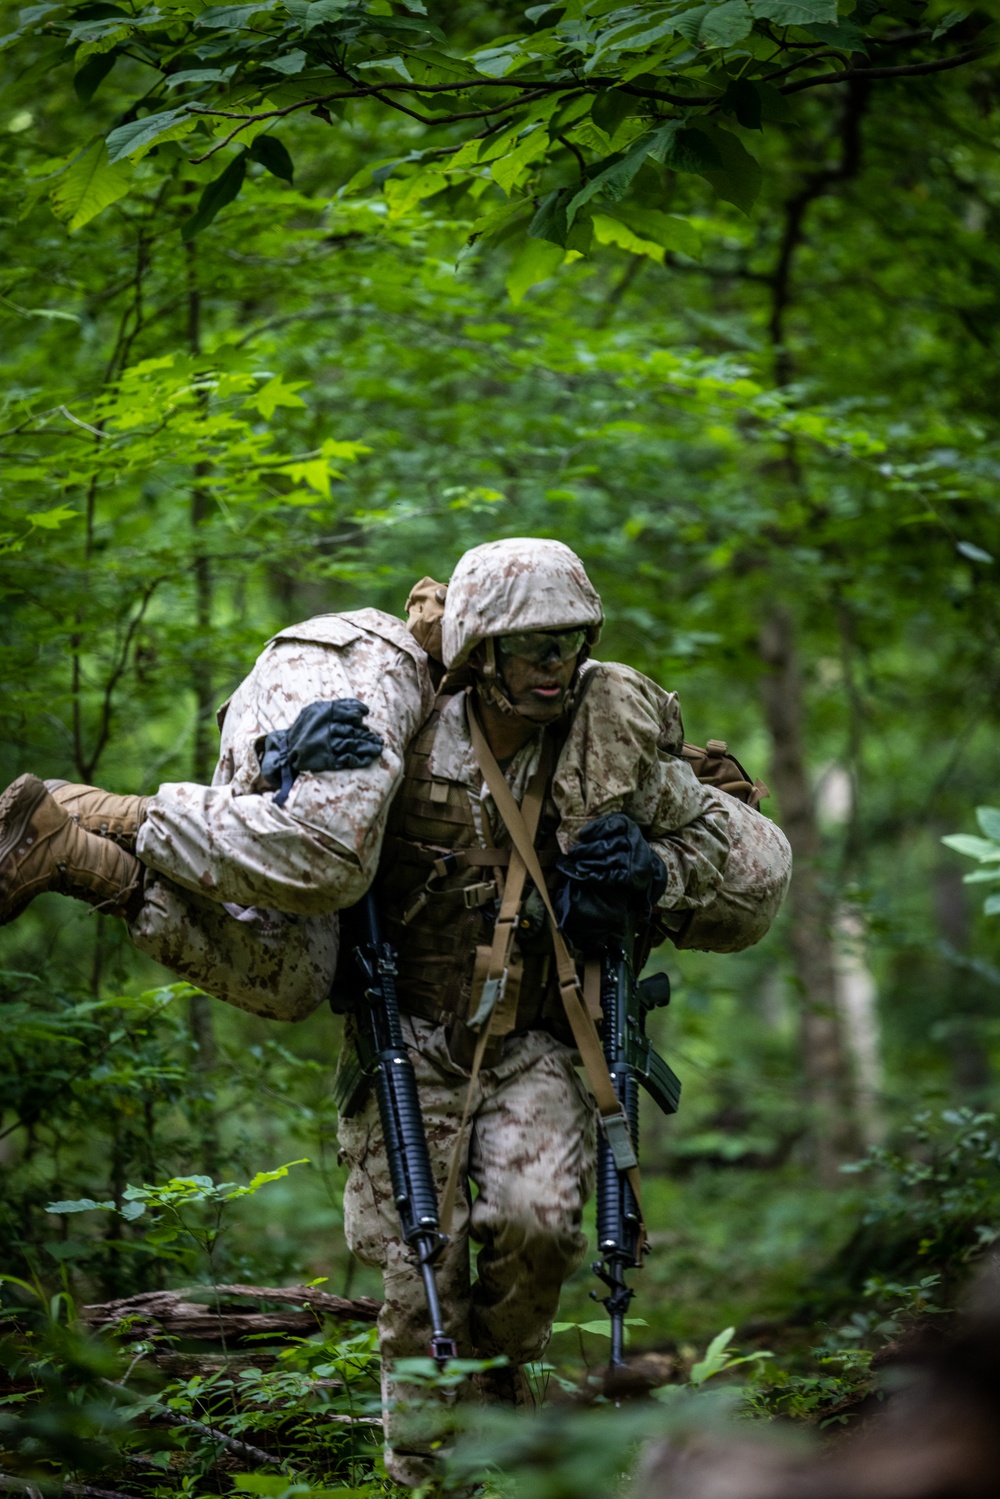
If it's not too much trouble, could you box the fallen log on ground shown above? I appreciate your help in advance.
[83,1284,380,1342]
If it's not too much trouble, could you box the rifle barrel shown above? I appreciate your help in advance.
[592,942,641,1369]
[354,893,455,1367]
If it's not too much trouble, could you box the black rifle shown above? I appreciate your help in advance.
[592,930,680,1369]
[333,892,457,1369]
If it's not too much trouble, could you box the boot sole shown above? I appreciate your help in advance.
[0,774,52,925]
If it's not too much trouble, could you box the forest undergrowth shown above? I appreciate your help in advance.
[2,983,998,1499]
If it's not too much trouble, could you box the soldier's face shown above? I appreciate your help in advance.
[496,633,581,722]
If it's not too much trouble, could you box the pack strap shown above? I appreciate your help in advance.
[438,726,552,1233]
[466,696,645,1246]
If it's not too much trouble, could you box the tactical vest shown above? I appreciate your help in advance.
[376,694,568,1042]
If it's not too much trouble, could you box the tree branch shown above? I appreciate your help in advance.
[781,45,991,95]
[149,1408,284,1469]
[178,41,989,163]
[769,79,871,383]
[82,581,160,782]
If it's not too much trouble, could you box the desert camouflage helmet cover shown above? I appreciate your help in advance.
[441,537,604,670]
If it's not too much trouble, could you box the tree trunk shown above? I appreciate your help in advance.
[833,902,884,1148]
[759,606,857,1177]
[186,237,221,1181]
[933,852,992,1097]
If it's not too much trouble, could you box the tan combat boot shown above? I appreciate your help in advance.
[0,774,144,927]
[44,780,148,852]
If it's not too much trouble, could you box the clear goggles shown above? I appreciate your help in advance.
[495,628,587,665]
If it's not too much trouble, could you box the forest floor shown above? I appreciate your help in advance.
[4,1134,981,1499]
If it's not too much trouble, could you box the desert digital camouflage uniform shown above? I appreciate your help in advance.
[334,540,749,1485]
[337,1014,597,1481]
[125,541,788,1488]
[130,608,434,1020]
[554,661,792,954]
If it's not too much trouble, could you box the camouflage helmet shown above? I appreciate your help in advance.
[441,538,604,670]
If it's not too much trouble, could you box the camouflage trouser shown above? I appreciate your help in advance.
[337,1014,597,1488]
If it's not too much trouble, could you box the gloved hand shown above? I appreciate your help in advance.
[260,699,385,807]
[554,812,667,955]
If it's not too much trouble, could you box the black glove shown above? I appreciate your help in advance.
[260,699,385,807]
[554,812,667,956]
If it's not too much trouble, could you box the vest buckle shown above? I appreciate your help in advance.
[462,881,497,910]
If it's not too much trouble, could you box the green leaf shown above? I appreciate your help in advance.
[73,50,118,103]
[106,108,194,165]
[754,80,796,122]
[27,505,79,530]
[976,807,1000,843]
[941,834,1000,862]
[693,125,762,215]
[491,130,547,195]
[600,14,683,52]
[355,53,413,83]
[506,237,564,305]
[383,169,449,218]
[469,197,533,243]
[231,1477,296,1496]
[197,0,278,27]
[283,0,350,29]
[565,129,661,223]
[250,134,294,182]
[963,869,1000,885]
[749,0,837,24]
[804,19,867,51]
[592,213,660,262]
[528,186,575,247]
[165,67,235,91]
[957,540,994,564]
[591,87,633,136]
[933,9,964,39]
[246,375,308,418]
[604,207,701,258]
[46,1198,114,1214]
[690,1326,735,1384]
[722,77,763,130]
[551,1318,646,1336]
[50,139,131,232]
[672,5,709,43]
[265,48,307,74]
[181,152,247,241]
[21,307,82,324]
[145,1226,179,1244]
[224,1159,309,1197]
[367,13,445,42]
[700,0,753,47]
[656,125,722,176]
[985,893,1000,917]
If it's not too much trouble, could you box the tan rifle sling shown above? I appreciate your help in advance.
[438,719,552,1232]
[462,695,645,1250]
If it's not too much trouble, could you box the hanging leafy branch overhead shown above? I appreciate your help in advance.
[2,0,994,263]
